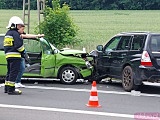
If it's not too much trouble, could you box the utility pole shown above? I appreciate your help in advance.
[22,0,30,33]
[37,0,45,26]
[22,0,45,33]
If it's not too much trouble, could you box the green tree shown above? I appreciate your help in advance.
[37,0,80,48]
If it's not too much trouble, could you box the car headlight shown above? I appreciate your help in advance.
[89,50,98,57]
[85,61,93,69]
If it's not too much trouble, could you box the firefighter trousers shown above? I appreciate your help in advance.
[5,58,21,93]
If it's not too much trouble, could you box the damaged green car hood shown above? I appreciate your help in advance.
[60,49,86,55]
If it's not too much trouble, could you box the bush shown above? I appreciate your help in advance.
[36,0,80,48]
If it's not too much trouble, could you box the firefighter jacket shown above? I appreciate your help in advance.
[3,29,25,59]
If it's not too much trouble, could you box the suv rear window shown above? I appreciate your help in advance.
[150,35,160,52]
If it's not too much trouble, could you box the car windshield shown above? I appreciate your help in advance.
[150,35,160,52]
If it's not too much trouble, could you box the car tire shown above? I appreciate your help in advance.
[122,66,138,92]
[59,67,78,85]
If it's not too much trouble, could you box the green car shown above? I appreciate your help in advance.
[0,34,93,84]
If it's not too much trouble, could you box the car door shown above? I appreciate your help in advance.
[96,36,121,75]
[109,36,132,77]
[40,38,56,77]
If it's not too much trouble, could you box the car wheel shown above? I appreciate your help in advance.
[122,66,138,92]
[59,67,78,85]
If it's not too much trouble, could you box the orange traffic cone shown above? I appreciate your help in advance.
[86,81,101,107]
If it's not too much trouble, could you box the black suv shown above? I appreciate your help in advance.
[91,32,160,91]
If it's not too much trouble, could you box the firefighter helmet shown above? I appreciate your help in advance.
[6,16,24,29]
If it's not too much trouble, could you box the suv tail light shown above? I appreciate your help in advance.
[140,51,153,67]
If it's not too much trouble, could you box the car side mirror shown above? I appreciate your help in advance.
[96,45,103,51]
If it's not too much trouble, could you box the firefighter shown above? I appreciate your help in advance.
[4,16,25,95]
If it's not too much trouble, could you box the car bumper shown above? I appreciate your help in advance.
[139,66,160,82]
[80,68,93,78]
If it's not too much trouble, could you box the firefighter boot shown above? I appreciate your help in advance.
[8,86,22,95]
[4,81,9,93]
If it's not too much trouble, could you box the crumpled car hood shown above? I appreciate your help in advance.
[60,48,86,55]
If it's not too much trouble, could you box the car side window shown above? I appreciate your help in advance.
[116,36,131,50]
[41,42,52,54]
[104,36,121,52]
[131,35,146,50]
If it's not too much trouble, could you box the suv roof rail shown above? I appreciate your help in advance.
[120,31,150,34]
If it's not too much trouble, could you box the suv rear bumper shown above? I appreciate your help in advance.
[139,66,160,82]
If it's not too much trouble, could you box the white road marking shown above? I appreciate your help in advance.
[0,104,134,119]
[0,83,4,87]
[25,86,160,98]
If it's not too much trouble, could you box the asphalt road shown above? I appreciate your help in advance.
[0,80,160,120]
